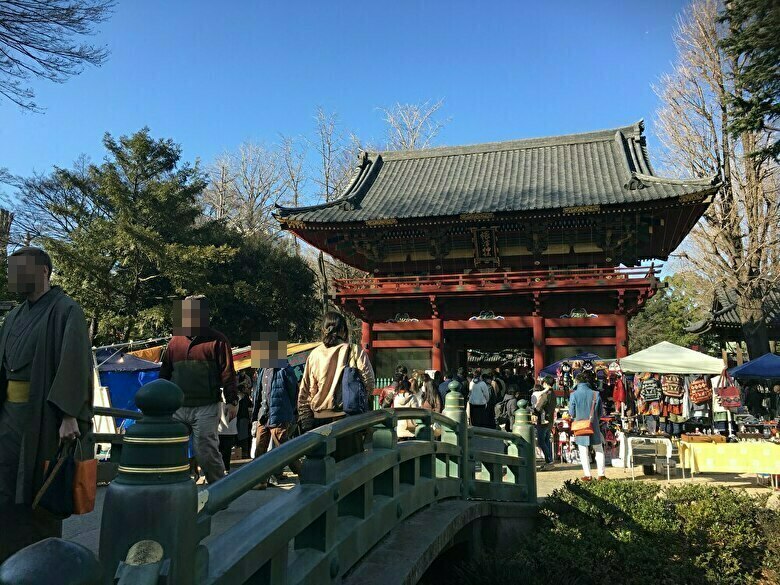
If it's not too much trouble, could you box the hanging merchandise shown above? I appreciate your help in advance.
[558,361,573,393]
[611,374,626,408]
[716,370,742,410]
[661,374,684,398]
[689,376,713,405]
[594,361,609,381]
[640,374,662,402]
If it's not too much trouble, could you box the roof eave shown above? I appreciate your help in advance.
[278,184,719,229]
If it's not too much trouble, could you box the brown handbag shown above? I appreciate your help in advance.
[571,392,598,436]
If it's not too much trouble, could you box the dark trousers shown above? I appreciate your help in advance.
[536,425,553,463]
[218,435,236,472]
[237,437,252,459]
[0,402,62,563]
[469,404,491,428]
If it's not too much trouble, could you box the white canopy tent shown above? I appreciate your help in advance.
[619,341,724,374]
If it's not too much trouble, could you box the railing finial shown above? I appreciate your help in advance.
[99,379,200,584]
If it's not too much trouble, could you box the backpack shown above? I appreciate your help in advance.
[689,376,713,405]
[340,344,368,415]
[495,399,510,425]
[640,377,662,402]
[661,374,684,398]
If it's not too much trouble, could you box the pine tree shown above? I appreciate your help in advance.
[720,0,780,162]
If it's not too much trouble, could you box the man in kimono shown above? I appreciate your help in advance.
[0,247,93,562]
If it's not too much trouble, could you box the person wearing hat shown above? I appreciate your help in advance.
[0,247,93,562]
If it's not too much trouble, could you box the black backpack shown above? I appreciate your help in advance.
[340,344,368,415]
[495,399,510,425]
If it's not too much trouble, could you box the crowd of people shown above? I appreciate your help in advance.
[0,247,604,561]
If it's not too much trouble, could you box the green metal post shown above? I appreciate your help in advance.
[442,381,470,499]
[512,399,537,502]
[99,379,199,585]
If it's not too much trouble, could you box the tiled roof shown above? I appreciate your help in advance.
[712,289,780,328]
[277,121,719,223]
[686,289,780,333]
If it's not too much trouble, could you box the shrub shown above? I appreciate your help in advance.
[436,481,780,585]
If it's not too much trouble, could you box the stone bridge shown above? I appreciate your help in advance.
[0,379,538,585]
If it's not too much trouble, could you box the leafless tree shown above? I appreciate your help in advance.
[9,156,97,245]
[279,134,306,209]
[279,134,307,252]
[310,107,355,202]
[655,0,779,357]
[201,142,286,236]
[379,98,450,150]
[0,0,114,111]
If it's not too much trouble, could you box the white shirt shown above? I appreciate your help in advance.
[469,380,491,406]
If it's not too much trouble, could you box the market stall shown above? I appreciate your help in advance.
[95,347,160,428]
[618,341,724,375]
[729,353,780,422]
[616,342,725,477]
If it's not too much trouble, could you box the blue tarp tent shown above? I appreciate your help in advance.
[728,353,780,380]
[540,352,605,376]
[95,348,160,427]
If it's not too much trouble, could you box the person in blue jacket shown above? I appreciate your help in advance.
[568,373,606,481]
[251,349,300,487]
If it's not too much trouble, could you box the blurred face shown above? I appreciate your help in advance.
[8,254,48,295]
[251,332,287,368]
[173,298,210,336]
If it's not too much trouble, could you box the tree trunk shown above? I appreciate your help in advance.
[738,294,770,359]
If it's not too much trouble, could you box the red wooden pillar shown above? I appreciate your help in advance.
[432,318,443,372]
[361,320,373,362]
[532,316,545,377]
[615,314,628,358]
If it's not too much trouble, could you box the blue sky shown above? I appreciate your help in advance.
[0,0,689,198]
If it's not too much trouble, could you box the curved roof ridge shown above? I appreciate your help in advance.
[376,120,645,161]
[277,118,721,224]
[276,151,379,216]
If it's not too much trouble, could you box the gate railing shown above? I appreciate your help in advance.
[96,380,537,585]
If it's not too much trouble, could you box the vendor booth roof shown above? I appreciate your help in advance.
[541,352,606,376]
[728,353,780,380]
[618,341,723,374]
[95,348,160,372]
[232,341,320,371]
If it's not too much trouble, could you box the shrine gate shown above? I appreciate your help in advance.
[278,121,719,377]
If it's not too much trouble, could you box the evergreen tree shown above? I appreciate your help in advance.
[198,230,319,346]
[720,0,780,162]
[15,128,232,342]
[628,274,718,353]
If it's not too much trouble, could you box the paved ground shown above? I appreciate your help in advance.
[63,471,297,553]
[534,461,771,495]
[64,457,774,555]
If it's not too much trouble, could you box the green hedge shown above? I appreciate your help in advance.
[446,482,779,585]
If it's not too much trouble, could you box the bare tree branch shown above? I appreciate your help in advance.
[0,0,114,111]
[655,0,779,356]
[379,99,450,150]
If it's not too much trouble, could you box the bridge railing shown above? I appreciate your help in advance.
[96,380,537,585]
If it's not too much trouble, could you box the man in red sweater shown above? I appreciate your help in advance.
[160,296,237,483]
